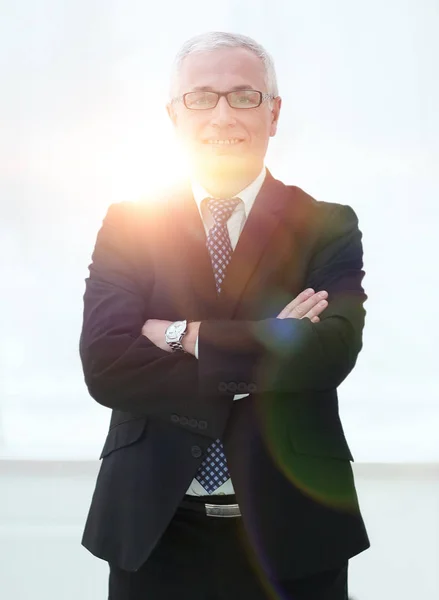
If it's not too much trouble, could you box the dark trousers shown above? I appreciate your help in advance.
[108,495,349,600]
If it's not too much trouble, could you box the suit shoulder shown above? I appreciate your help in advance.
[279,185,361,249]
[285,185,359,225]
[286,185,348,212]
[103,190,171,227]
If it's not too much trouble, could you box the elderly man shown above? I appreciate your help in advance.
[80,31,370,600]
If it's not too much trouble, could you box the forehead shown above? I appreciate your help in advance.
[178,47,267,92]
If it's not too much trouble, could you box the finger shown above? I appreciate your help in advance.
[286,292,328,319]
[277,288,315,319]
[283,295,328,320]
[303,299,328,320]
[311,316,320,323]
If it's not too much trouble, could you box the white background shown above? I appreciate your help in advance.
[1,0,438,461]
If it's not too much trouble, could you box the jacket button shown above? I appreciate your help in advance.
[198,421,207,430]
[191,446,202,458]
[180,416,189,425]
[227,382,237,392]
[189,419,198,428]
[171,414,179,423]
[237,382,247,393]
[218,382,228,392]
[248,383,257,393]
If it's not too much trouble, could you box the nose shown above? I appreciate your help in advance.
[210,96,237,128]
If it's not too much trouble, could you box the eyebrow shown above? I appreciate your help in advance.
[190,85,256,92]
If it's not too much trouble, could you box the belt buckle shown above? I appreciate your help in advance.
[205,503,241,518]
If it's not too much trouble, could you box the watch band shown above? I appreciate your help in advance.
[168,340,185,352]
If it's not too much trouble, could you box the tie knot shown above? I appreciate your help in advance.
[205,197,241,226]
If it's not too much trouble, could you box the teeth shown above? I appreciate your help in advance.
[207,139,241,145]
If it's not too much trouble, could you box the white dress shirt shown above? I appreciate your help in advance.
[186,166,267,496]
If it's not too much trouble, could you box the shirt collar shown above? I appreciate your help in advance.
[191,166,267,219]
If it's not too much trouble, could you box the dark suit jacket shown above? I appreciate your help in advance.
[79,171,370,580]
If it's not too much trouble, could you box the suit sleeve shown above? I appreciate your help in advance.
[79,202,233,439]
[197,204,367,395]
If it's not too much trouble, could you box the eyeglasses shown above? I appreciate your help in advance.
[173,90,275,110]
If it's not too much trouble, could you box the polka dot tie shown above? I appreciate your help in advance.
[195,197,240,493]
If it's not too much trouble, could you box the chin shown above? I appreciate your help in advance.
[193,154,257,180]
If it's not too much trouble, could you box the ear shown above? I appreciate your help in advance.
[167,102,178,127]
[269,96,282,137]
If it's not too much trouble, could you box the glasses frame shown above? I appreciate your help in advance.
[172,90,275,110]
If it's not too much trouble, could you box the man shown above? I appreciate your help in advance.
[80,31,370,600]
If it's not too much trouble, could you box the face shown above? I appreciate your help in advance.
[167,47,281,184]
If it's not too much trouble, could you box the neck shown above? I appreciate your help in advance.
[192,165,263,199]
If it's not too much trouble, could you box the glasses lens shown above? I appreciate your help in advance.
[228,90,261,108]
[184,92,218,110]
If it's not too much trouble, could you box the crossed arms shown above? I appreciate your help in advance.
[79,201,366,439]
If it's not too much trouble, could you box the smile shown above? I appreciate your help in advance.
[204,139,243,145]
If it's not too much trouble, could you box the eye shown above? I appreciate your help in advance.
[194,96,210,106]
[229,91,261,108]
[185,92,216,109]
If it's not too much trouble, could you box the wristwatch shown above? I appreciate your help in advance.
[165,320,188,352]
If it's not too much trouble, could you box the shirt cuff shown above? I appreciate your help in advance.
[194,333,199,359]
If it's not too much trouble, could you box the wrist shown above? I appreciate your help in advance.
[182,321,201,355]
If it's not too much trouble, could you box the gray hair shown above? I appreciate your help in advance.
[169,31,279,99]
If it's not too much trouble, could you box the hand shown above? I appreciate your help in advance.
[141,319,173,352]
[276,288,328,323]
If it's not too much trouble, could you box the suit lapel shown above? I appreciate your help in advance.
[219,172,289,318]
[167,172,289,319]
[168,183,219,318]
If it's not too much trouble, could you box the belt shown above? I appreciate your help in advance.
[182,494,241,518]
[205,503,241,518]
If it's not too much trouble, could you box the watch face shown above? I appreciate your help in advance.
[167,324,177,337]
[166,320,186,342]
